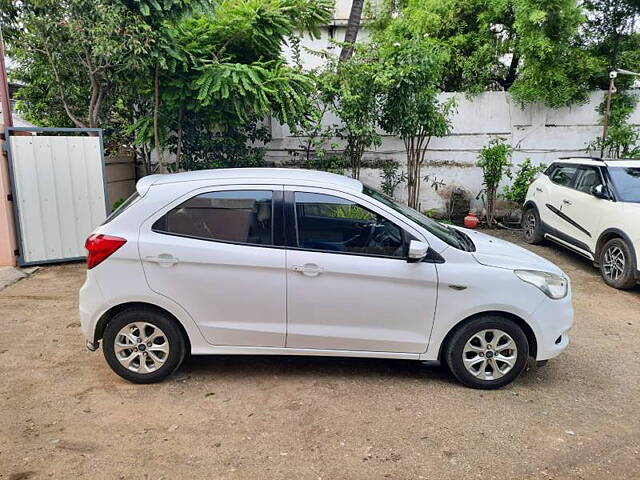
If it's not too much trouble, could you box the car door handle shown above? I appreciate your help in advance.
[291,264,324,277]
[562,199,572,205]
[145,254,179,267]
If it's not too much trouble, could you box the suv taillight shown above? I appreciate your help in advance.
[85,234,127,269]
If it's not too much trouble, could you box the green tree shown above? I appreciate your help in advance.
[477,139,512,226]
[2,0,154,129]
[375,38,453,209]
[370,0,601,107]
[321,45,382,179]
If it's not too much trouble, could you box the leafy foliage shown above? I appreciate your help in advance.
[502,158,546,206]
[321,44,382,179]
[379,160,407,197]
[590,91,640,158]
[171,118,271,170]
[374,36,453,208]
[477,139,512,226]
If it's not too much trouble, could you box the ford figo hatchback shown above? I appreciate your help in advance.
[80,169,573,389]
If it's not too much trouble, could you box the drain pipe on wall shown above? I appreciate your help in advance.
[0,26,18,266]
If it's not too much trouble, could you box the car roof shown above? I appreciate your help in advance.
[556,157,639,168]
[136,168,363,195]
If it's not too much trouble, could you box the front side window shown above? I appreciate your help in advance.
[294,192,407,257]
[608,166,640,203]
[363,187,475,252]
[549,165,579,187]
[153,190,273,245]
[574,166,602,194]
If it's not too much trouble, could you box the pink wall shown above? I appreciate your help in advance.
[0,133,17,266]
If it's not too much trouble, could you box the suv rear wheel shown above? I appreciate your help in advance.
[103,307,186,383]
[445,316,529,389]
[599,238,637,290]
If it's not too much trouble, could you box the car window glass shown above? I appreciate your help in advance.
[153,190,273,245]
[574,167,601,193]
[103,192,139,225]
[608,167,640,203]
[294,192,407,257]
[550,165,578,187]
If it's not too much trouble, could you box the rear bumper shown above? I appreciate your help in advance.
[79,272,104,343]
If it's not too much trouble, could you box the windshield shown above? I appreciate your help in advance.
[363,186,475,251]
[608,166,640,203]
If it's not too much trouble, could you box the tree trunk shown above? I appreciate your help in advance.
[153,63,163,172]
[339,0,365,62]
[176,106,184,171]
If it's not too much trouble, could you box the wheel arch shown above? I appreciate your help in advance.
[94,301,191,353]
[522,200,539,214]
[437,311,537,363]
[594,228,637,268]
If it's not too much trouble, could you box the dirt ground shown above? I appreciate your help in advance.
[1,230,639,480]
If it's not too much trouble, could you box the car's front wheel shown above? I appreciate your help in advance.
[522,207,544,244]
[599,238,637,290]
[445,316,529,389]
[103,307,186,383]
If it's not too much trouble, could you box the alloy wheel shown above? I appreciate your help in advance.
[603,246,626,281]
[523,212,536,241]
[114,322,170,373]
[462,329,518,380]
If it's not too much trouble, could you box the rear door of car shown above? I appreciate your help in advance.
[138,185,287,347]
[543,163,580,233]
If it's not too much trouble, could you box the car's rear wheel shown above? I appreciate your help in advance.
[103,307,186,383]
[522,207,544,244]
[445,316,529,389]
[599,238,637,290]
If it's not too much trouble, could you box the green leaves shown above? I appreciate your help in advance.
[193,61,312,125]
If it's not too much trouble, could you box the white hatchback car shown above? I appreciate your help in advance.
[523,158,640,289]
[80,169,573,389]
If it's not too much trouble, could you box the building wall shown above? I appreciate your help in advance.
[265,90,640,213]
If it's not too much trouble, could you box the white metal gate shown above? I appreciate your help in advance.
[5,127,108,266]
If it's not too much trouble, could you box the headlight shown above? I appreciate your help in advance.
[514,270,568,299]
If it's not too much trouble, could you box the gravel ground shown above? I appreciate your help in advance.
[1,230,639,480]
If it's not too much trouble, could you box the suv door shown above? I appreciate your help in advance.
[138,186,287,347]
[543,163,580,232]
[557,165,606,253]
[284,188,438,353]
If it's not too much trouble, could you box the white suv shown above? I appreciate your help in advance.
[80,168,573,389]
[523,158,640,289]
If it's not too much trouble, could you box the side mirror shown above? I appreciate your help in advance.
[407,240,429,263]
[591,184,609,199]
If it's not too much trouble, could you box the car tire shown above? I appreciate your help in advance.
[103,307,186,384]
[599,238,637,290]
[445,316,529,389]
[522,207,544,244]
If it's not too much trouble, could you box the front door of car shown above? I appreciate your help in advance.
[558,166,605,251]
[543,163,581,233]
[284,188,438,353]
[138,186,287,347]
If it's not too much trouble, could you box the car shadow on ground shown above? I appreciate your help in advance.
[179,354,458,385]
[177,354,555,389]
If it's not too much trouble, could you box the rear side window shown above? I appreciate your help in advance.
[294,192,407,258]
[103,192,140,225]
[549,165,579,187]
[153,190,273,245]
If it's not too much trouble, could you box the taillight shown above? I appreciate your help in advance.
[85,234,127,269]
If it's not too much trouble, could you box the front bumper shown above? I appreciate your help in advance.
[529,293,573,361]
